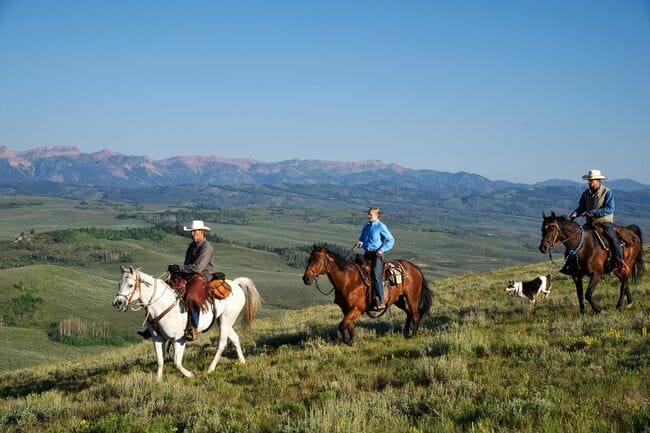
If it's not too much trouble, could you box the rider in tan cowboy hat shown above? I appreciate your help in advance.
[570,169,630,275]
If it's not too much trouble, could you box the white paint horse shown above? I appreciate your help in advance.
[112,266,261,381]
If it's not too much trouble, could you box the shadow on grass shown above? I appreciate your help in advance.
[0,358,152,399]
[252,323,340,351]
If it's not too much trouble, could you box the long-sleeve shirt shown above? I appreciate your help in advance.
[572,186,615,223]
[182,239,214,278]
[358,220,394,253]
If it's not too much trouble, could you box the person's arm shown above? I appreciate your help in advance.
[357,225,368,248]
[379,224,394,253]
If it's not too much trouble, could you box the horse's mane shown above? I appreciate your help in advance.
[547,214,575,225]
[316,244,353,269]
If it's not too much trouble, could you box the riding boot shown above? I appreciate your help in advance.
[616,258,631,276]
[137,328,152,339]
[184,326,198,341]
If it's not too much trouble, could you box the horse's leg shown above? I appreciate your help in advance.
[153,338,165,382]
[339,308,362,346]
[403,316,413,338]
[625,279,634,306]
[585,273,603,314]
[616,275,627,309]
[173,341,194,378]
[574,276,585,313]
[207,323,229,372]
[406,285,424,338]
[228,329,245,363]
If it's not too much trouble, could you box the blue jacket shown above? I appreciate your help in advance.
[359,221,394,252]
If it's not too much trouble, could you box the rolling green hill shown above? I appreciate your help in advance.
[1,258,648,433]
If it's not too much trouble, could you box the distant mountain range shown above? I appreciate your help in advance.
[2,146,649,193]
[3,146,650,244]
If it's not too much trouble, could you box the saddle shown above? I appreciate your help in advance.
[590,222,639,251]
[353,254,406,305]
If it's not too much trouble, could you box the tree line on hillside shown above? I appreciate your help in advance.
[118,208,250,226]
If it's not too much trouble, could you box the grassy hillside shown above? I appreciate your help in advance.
[1,258,649,433]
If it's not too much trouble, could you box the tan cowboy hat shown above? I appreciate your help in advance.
[582,169,607,180]
[183,220,211,231]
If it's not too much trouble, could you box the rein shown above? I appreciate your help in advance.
[313,253,336,295]
[547,224,584,270]
[119,271,180,326]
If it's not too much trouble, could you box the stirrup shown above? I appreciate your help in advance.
[617,259,630,274]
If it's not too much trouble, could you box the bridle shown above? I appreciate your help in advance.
[308,250,336,295]
[543,220,585,269]
[542,221,581,249]
[116,270,181,332]
[116,271,171,312]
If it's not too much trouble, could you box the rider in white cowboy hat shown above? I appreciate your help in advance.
[184,220,211,232]
[138,220,214,341]
[570,169,630,275]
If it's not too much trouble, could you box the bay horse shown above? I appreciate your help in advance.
[113,266,261,381]
[302,245,433,345]
[539,212,644,313]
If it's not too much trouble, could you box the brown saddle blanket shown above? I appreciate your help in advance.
[614,226,639,246]
[167,272,232,312]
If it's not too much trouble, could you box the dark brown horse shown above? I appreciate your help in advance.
[539,212,644,313]
[302,245,433,345]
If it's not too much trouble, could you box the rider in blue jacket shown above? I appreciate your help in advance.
[355,207,394,309]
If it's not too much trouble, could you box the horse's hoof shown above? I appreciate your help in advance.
[626,301,634,308]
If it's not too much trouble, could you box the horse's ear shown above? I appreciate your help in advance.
[120,265,128,273]
[129,266,134,273]
[542,211,546,219]
[551,211,557,218]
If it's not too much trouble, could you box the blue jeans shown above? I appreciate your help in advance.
[365,251,384,303]
[190,308,200,328]
[601,222,624,261]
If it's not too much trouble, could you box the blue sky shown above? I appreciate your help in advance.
[1,1,649,183]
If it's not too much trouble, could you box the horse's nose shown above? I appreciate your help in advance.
[302,274,313,285]
[112,297,125,310]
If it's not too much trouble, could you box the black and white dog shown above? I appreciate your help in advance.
[505,275,552,303]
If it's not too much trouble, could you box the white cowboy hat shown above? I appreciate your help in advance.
[183,220,211,231]
[582,169,607,180]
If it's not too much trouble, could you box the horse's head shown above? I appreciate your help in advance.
[302,245,331,285]
[113,265,146,311]
[539,211,567,254]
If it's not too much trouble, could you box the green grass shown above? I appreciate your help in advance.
[0,196,151,241]
[0,257,648,432]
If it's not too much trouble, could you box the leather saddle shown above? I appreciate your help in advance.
[590,222,638,251]
[353,255,406,288]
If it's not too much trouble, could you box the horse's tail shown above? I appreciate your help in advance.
[234,277,262,330]
[628,225,644,283]
[418,275,433,318]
